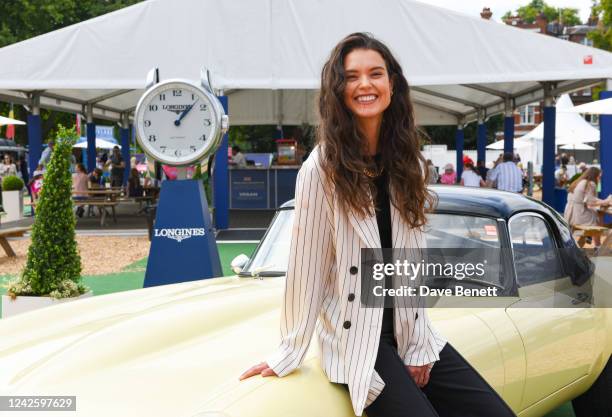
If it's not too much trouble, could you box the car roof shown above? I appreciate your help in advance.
[280,185,555,220]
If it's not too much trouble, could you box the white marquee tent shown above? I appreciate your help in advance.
[519,94,600,144]
[0,0,612,126]
[563,97,612,115]
[487,94,601,168]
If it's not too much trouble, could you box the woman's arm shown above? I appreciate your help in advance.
[241,160,335,379]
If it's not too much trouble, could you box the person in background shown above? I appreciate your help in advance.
[554,164,569,189]
[0,154,17,180]
[439,163,456,185]
[476,160,488,182]
[72,163,89,217]
[461,161,485,187]
[569,162,588,184]
[88,168,105,188]
[29,164,45,203]
[488,152,523,193]
[38,141,54,170]
[486,155,503,187]
[107,146,125,187]
[426,159,438,184]
[230,145,247,168]
[564,167,612,248]
[127,168,144,197]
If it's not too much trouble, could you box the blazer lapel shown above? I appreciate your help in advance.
[348,207,381,249]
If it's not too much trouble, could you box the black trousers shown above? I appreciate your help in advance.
[350,335,517,417]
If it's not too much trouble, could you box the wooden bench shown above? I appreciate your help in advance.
[573,224,610,248]
[74,200,118,226]
[0,226,32,257]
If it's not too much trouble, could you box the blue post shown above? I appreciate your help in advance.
[542,106,556,206]
[599,91,612,203]
[213,95,229,229]
[120,125,130,185]
[27,114,42,176]
[456,126,464,183]
[86,122,96,173]
[477,122,487,165]
[504,116,515,155]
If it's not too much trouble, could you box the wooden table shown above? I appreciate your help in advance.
[595,206,612,256]
[0,226,32,257]
[73,189,123,226]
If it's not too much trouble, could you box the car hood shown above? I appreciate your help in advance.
[0,275,496,417]
[0,276,291,417]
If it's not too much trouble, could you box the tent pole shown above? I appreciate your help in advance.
[85,104,96,173]
[503,98,515,155]
[456,123,465,183]
[477,111,486,165]
[213,93,229,230]
[120,113,130,186]
[542,83,556,207]
[27,93,42,177]
[600,82,612,215]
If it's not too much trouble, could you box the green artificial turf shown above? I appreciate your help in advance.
[0,241,579,416]
[0,242,258,314]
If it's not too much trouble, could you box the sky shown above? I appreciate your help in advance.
[420,0,594,23]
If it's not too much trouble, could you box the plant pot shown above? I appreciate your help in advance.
[1,190,23,223]
[1,291,93,319]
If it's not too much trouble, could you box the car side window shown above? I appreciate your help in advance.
[509,214,564,286]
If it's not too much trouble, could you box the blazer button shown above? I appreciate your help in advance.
[350,266,358,275]
[348,293,355,302]
[343,320,351,329]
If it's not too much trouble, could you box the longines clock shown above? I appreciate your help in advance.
[138,68,227,288]
[134,69,228,166]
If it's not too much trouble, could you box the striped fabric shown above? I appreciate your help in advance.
[489,161,523,193]
[266,145,447,416]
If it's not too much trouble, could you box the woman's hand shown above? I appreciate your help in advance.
[406,364,432,388]
[239,362,277,380]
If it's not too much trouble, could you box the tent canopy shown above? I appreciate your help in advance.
[563,96,612,115]
[519,94,600,144]
[0,115,26,125]
[487,94,601,151]
[0,0,612,126]
[73,138,120,149]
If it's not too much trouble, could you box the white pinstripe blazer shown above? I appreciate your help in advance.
[266,145,447,416]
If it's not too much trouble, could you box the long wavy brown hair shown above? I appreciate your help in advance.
[568,166,601,193]
[317,32,434,229]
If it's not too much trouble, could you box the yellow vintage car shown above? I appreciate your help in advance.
[0,186,610,417]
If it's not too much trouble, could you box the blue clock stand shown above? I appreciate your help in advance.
[143,178,223,287]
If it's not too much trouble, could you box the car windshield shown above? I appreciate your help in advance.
[241,209,503,285]
[240,208,294,276]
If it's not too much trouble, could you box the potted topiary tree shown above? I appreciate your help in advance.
[1,175,25,222]
[2,126,91,318]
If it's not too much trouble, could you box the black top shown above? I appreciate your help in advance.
[371,153,394,339]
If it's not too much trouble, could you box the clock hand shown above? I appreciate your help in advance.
[174,98,199,126]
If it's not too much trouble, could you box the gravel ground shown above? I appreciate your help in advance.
[0,236,150,276]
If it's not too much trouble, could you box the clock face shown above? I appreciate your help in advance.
[135,81,219,165]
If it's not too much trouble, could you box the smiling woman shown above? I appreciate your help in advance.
[239,32,517,417]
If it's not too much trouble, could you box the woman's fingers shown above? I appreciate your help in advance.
[239,362,267,380]
[261,367,278,377]
[239,362,277,380]
[406,365,429,387]
[422,368,430,386]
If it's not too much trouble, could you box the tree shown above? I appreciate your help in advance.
[589,0,612,51]
[0,1,144,145]
[7,125,86,299]
[504,0,581,25]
